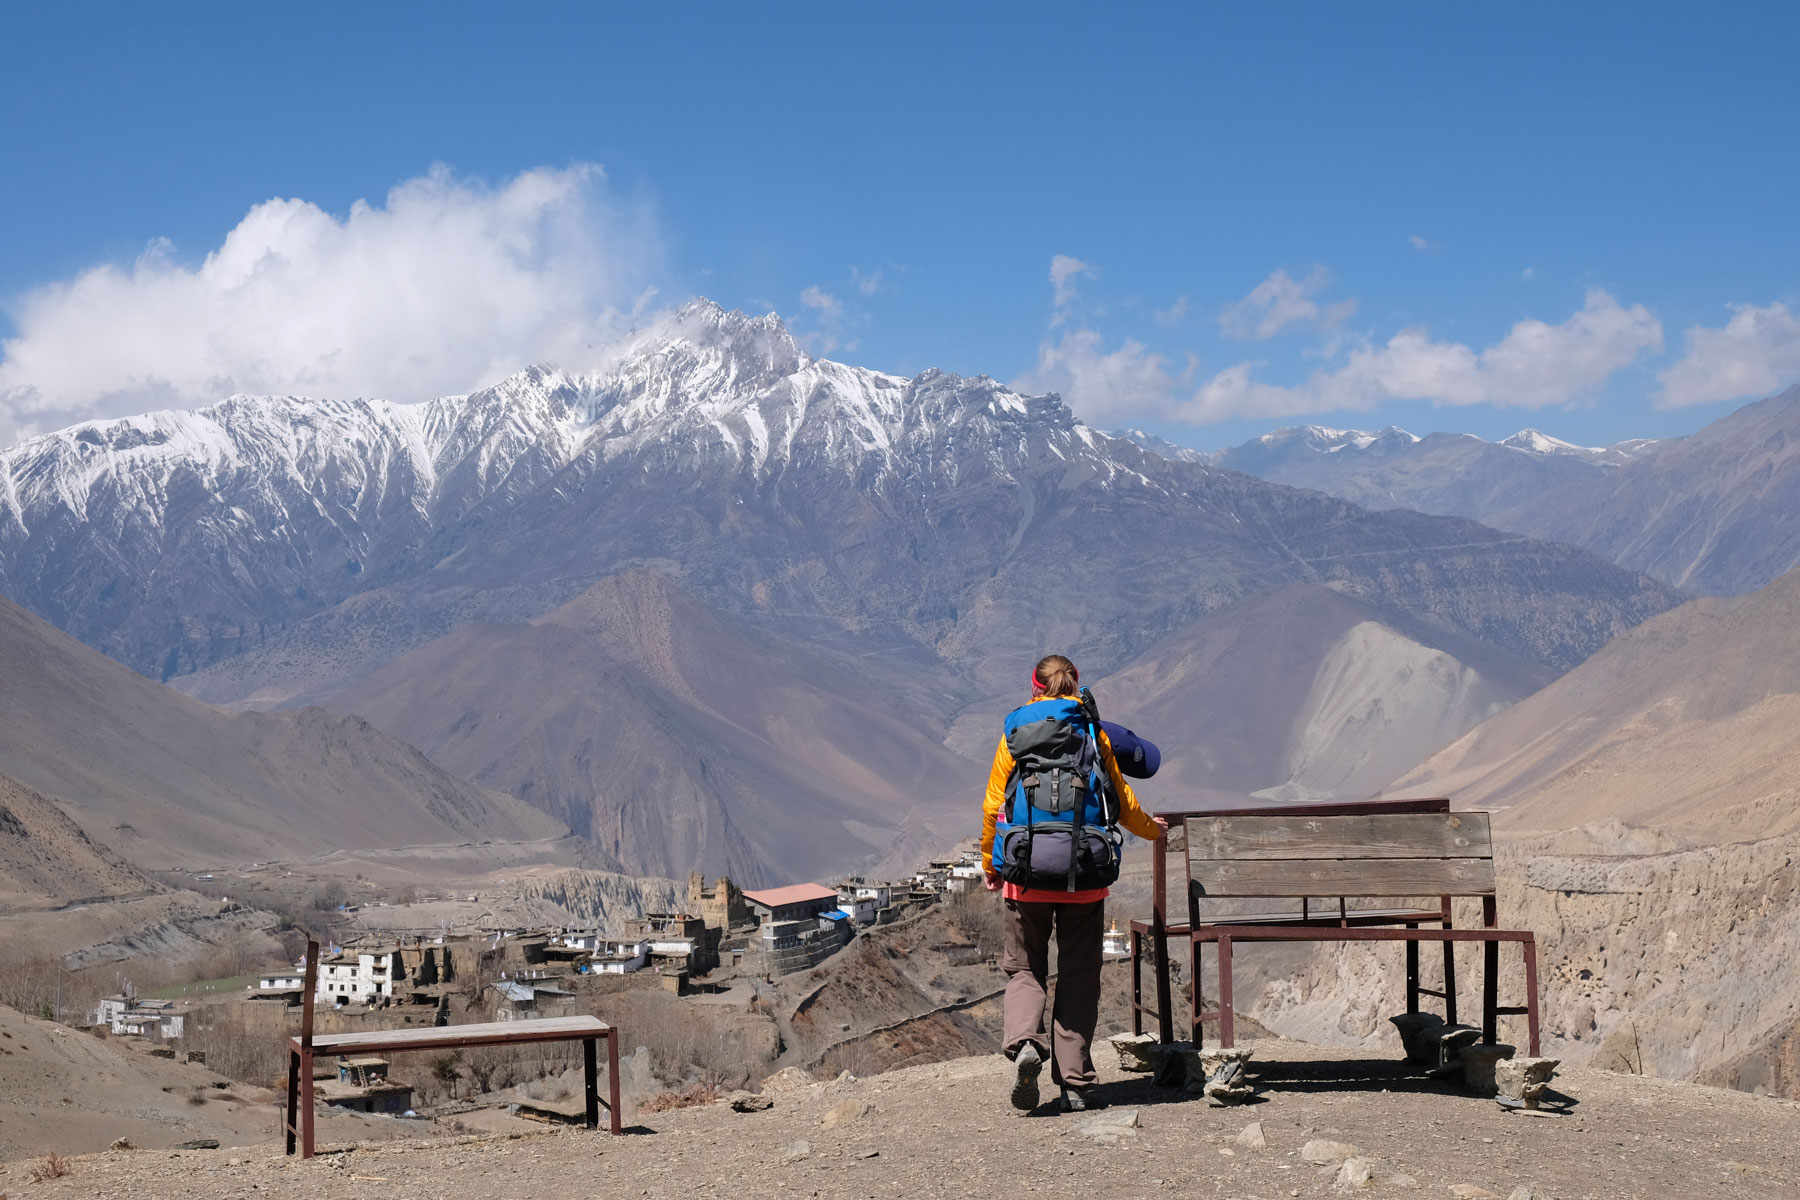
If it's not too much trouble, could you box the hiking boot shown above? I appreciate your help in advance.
[1060,1087,1104,1113]
[1009,1043,1043,1111]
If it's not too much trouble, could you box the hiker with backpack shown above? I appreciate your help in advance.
[981,654,1167,1113]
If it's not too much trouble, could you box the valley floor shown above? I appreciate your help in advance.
[14,1039,1799,1200]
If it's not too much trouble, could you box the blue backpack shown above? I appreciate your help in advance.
[991,695,1124,892]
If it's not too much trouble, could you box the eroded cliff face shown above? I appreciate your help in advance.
[1246,825,1800,1097]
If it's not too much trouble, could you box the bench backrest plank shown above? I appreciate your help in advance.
[1188,812,1496,898]
[1190,812,1491,860]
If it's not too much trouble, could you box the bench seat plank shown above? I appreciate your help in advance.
[1192,856,1497,897]
[1189,812,1491,860]
[302,1015,611,1056]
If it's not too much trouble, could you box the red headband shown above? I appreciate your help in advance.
[1031,665,1077,691]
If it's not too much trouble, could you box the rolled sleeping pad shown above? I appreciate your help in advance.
[1100,720,1161,779]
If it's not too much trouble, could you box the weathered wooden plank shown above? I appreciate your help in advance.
[307,1015,610,1055]
[1190,856,1497,897]
[1188,813,1491,861]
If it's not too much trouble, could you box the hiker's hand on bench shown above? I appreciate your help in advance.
[1152,816,1169,839]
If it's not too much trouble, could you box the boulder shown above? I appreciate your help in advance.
[1235,1121,1267,1149]
[820,1098,870,1129]
[1390,1011,1447,1064]
[759,1066,815,1095]
[1495,1057,1560,1110]
[1105,1031,1159,1073]
[1334,1156,1375,1191]
[1076,1107,1141,1144]
[1460,1044,1517,1096]
[728,1091,773,1112]
[1301,1139,1361,1164]
[1428,1025,1484,1077]
[1191,1048,1256,1106]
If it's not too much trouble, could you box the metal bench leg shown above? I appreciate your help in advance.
[1130,929,1143,1036]
[1189,936,1201,1045]
[608,1029,623,1135]
[1441,899,1458,1026]
[1523,938,1541,1057]
[284,1047,299,1155]
[583,1037,599,1130]
[300,1045,315,1159]
[1218,936,1235,1049]
[1482,897,1499,1045]
[1405,924,1420,1014]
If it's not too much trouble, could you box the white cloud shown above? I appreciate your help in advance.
[0,163,661,444]
[1186,289,1661,423]
[799,285,842,320]
[850,266,884,296]
[1017,328,1187,425]
[794,284,868,356]
[1522,267,1537,281]
[1049,254,1097,316]
[1657,302,1800,408]
[1409,234,1444,254]
[1154,295,1191,327]
[1219,266,1357,341]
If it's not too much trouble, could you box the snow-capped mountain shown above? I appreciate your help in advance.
[0,300,1688,879]
[1199,421,1661,521]
[0,299,1673,685]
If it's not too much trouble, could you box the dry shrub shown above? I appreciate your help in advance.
[186,1087,208,1106]
[639,1080,724,1113]
[29,1152,74,1181]
[178,1007,285,1088]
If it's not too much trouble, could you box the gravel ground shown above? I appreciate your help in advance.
[8,1039,1799,1200]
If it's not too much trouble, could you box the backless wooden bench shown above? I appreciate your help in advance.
[1129,798,1540,1056]
[283,940,622,1157]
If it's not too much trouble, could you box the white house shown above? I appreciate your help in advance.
[589,938,650,974]
[93,996,186,1038]
[256,970,306,992]
[314,947,401,1003]
[836,896,878,925]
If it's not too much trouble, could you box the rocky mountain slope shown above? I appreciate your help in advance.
[0,594,567,870]
[1203,423,1655,521]
[0,772,153,911]
[2,301,1674,692]
[1491,384,1800,596]
[0,301,1683,878]
[323,571,978,884]
[1385,564,1800,842]
[1091,584,1555,802]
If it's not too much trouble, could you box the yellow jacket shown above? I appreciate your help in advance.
[980,705,1163,866]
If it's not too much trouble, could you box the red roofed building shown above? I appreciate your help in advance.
[741,883,855,976]
[741,883,840,922]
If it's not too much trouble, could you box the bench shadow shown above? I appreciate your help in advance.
[1062,1057,1580,1114]
[1247,1055,1581,1112]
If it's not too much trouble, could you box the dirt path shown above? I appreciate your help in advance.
[15,1039,1799,1200]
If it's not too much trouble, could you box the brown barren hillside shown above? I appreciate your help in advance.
[0,772,152,910]
[1091,584,1553,802]
[0,596,568,870]
[328,570,981,885]
[1493,384,1800,597]
[1385,565,1800,841]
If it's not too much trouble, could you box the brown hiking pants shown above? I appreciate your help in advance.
[1001,896,1104,1091]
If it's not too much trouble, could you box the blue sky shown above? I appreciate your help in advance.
[1,2,1796,451]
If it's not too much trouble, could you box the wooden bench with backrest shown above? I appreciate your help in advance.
[1129,797,1540,1057]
